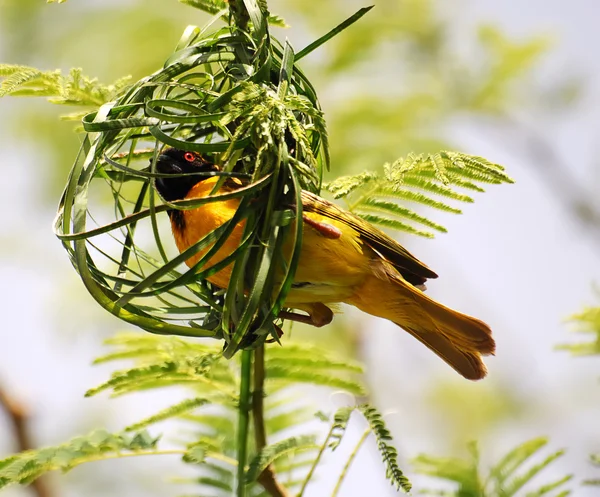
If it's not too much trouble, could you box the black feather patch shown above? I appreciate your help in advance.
[168,209,185,232]
[154,149,219,202]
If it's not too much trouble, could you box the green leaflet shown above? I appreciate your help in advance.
[125,397,210,431]
[359,405,412,492]
[413,438,572,496]
[324,151,513,238]
[299,404,411,495]
[557,304,600,356]
[245,435,318,482]
[0,430,161,490]
[0,64,130,106]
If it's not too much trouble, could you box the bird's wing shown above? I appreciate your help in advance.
[300,190,438,286]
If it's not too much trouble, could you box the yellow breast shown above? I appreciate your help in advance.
[170,180,372,304]
[172,178,245,289]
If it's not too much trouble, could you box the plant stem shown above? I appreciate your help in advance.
[253,345,291,497]
[297,424,336,497]
[331,428,371,497]
[237,349,253,497]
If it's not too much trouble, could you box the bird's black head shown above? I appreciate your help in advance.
[154,148,219,201]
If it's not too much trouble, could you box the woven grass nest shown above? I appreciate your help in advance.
[54,12,340,358]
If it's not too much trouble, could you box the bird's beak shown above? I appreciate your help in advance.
[155,154,179,174]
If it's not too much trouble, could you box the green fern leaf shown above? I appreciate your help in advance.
[445,152,513,183]
[557,305,600,356]
[524,475,573,496]
[182,443,207,464]
[398,177,475,202]
[358,405,411,492]
[85,362,184,397]
[0,64,129,111]
[502,448,568,496]
[412,451,480,488]
[195,475,233,492]
[325,171,379,199]
[125,397,209,431]
[245,435,318,482]
[489,437,549,487]
[325,151,511,239]
[266,407,314,436]
[92,346,164,364]
[328,406,354,450]
[181,413,236,439]
[266,366,365,395]
[272,453,317,474]
[430,153,451,184]
[0,67,42,97]
[356,197,447,233]
[266,343,364,373]
[201,461,236,485]
[355,213,436,238]
[377,187,463,213]
[0,430,160,490]
[85,354,226,397]
[0,64,34,76]
[402,169,486,192]
[415,438,571,497]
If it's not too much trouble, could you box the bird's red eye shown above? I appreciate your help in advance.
[183,152,195,162]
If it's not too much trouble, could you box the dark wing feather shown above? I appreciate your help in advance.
[301,191,438,285]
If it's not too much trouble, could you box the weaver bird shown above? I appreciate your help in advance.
[154,148,495,380]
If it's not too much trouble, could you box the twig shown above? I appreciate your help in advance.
[237,350,253,497]
[0,385,53,497]
[297,423,336,497]
[331,428,371,497]
[253,346,291,497]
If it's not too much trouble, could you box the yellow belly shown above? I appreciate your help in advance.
[172,182,370,304]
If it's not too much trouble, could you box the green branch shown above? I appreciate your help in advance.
[237,350,253,497]
[332,428,371,497]
[253,346,291,497]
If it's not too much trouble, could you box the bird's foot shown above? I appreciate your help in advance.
[278,303,334,328]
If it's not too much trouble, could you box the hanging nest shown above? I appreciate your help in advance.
[54,12,332,358]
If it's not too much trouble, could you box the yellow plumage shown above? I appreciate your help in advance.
[169,175,495,380]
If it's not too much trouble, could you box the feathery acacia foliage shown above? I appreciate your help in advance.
[557,303,600,356]
[559,301,600,487]
[325,151,513,237]
[0,331,379,495]
[413,438,572,496]
[0,430,162,490]
[90,332,365,399]
[586,455,600,486]
[296,404,411,495]
[0,64,130,115]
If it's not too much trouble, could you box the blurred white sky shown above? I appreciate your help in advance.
[1,1,599,496]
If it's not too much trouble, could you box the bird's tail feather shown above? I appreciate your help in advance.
[347,276,495,380]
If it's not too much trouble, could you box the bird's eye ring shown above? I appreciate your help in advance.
[183,152,195,162]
